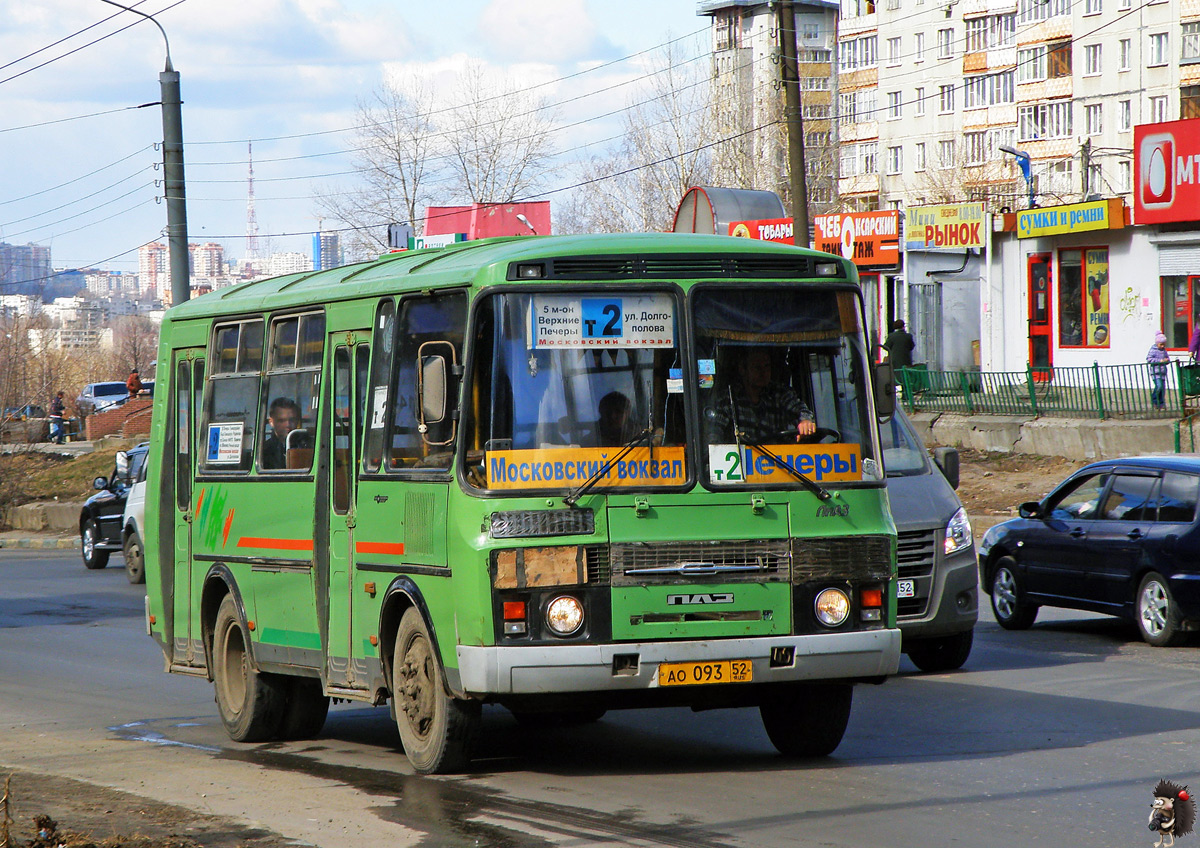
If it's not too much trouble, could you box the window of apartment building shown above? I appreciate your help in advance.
[1085,103,1103,135]
[804,103,832,119]
[888,91,903,119]
[1118,160,1131,192]
[1048,41,1072,77]
[988,126,1016,156]
[966,18,987,52]
[915,142,927,171]
[886,0,901,10]
[1119,99,1132,130]
[964,15,1014,51]
[1017,45,1047,83]
[801,76,831,91]
[1183,87,1200,119]
[803,23,821,41]
[839,35,879,70]
[839,92,857,124]
[1084,0,1101,13]
[937,28,954,59]
[914,32,925,62]
[938,139,956,168]
[1118,0,1130,8]
[1019,101,1073,140]
[1150,95,1169,122]
[840,148,856,179]
[965,132,987,165]
[886,145,903,175]
[800,48,833,62]
[939,84,955,112]
[915,86,927,115]
[887,37,902,65]
[1087,162,1103,194]
[1084,44,1102,75]
[1148,33,1168,66]
[965,70,1015,107]
[841,0,877,17]
[1119,38,1131,71]
[1019,0,1070,23]
[861,142,878,175]
[1183,23,1200,63]
[713,11,738,51]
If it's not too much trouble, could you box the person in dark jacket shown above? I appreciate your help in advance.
[883,320,916,369]
[48,391,65,444]
[126,369,143,397]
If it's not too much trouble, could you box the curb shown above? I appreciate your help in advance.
[0,537,79,550]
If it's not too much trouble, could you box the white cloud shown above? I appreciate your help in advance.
[476,0,601,64]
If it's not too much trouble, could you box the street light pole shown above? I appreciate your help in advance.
[999,144,1035,209]
[100,1,190,306]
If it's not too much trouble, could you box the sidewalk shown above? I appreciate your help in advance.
[0,529,78,550]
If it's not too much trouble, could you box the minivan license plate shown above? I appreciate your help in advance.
[658,659,753,686]
[897,579,915,599]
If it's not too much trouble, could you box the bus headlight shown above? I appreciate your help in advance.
[814,588,850,627]
[545,595,585,636]
[945,507,973,555]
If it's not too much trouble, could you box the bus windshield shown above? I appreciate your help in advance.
[693,285,879,488]
[465,289,687,492]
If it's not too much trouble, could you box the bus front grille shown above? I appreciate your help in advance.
[607,540,791,586]
[791,535,892,583]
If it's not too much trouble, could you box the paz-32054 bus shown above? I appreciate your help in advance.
[144,232,900,773]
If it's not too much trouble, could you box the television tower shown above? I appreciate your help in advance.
[245,141,259,269]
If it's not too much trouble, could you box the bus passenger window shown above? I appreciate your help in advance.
[259,312,324,473]
[201,319,264,472]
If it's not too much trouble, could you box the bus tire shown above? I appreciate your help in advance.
[212,594,284,742]
[760,682,852,758]
[392,607,479,774]
[277,676,329,740]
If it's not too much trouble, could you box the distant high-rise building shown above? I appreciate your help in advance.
[267,252,313,276]
[138,243,168,298]
[313,230,342,271]
[189,242,225,280]
[0,242,52,298]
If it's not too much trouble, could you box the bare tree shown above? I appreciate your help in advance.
[111,315,159,376]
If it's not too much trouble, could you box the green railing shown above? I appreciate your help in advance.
[898,361,1200,420]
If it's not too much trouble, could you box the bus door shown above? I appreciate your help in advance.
[171,350,206,667]
[325,332,370,688]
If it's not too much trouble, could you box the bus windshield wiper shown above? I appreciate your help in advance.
[735,434,834,502]
[563,427,653,508]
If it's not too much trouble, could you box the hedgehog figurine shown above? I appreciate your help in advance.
[1150,779,1196,847]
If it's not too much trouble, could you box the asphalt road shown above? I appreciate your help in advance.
[3,549,1200,847]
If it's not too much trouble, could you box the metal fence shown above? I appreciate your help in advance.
[898,361,1200,420]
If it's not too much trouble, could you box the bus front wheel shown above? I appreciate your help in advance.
[212,595,284,742]
[392,607,479,774]
[759,682,852,758]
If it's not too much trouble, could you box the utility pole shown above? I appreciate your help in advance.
[101,1,190,306]
[1080,138,1092,197]
[777,0,810,247]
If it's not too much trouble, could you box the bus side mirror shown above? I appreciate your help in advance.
[417,340,458,446]
[874,361,896,417]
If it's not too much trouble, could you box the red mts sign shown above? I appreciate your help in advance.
[812,211,900,267]
[1135,118,1200,225]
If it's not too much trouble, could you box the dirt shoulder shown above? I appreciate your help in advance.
[956,448,1089,524]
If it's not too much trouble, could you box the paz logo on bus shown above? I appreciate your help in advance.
[666,593,734,605]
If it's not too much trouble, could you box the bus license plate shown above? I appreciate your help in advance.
[897,579,915,599]
[658,659,753,686]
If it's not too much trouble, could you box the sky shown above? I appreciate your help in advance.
[0,0,708,274]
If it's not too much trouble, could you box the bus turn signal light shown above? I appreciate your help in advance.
[861,588,883,608]
[503,601,526,620]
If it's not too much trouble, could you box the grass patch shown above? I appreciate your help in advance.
[0,448,121,509]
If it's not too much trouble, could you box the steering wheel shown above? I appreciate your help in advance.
[776,426,841,444]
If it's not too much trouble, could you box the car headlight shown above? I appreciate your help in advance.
[545,595,585,636]
[945,506,973,555]
[814,588,851,627]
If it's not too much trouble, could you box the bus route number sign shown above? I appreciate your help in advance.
[530,294,675,349]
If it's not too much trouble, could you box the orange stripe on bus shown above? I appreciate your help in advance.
[355,541,406,556]
[222,509,235,548]
[237,537,314,551]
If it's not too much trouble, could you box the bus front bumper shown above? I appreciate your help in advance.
[456,628,901,695]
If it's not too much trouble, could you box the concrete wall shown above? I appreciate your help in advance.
[7,501,83,532]
[909,412,1178,460]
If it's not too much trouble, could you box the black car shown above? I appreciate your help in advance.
[80,443,149,571]
[979,456,1200,646]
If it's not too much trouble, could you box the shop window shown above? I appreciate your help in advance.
[1160,275,1200,349]
[1057,248,1109,348]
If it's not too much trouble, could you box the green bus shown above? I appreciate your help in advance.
[144,232,900,773]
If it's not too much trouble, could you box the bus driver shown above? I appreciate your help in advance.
[709,348,816,444]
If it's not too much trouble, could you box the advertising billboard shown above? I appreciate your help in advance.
[904,203,985,250]
[811,211,900,267]
[1134,118,1200,225]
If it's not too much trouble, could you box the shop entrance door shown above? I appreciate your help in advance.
[1027,253,1052,381]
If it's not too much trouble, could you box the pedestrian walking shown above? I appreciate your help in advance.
[882,319,916,370]
[1190,324,1200,362]
[48,390,66,444]
[1148,331,1171,410]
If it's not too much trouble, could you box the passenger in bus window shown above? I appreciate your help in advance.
[708,347,816,444]
[597,391,635,445]
[261,397,302,469]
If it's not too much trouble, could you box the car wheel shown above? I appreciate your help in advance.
[906,630,974,673]
[81,519,110,570]
[759,682,852,758]
[990,557,1037,630]
[212,594,285,742]
[1136,572,1186,647]
[123,533,145,584]
[392,607,480,774]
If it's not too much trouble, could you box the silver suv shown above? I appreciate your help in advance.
[76,381,129,416]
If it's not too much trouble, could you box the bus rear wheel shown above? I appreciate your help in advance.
[392,607,479,774]
[212,595,284,742]
[759,682,852,758]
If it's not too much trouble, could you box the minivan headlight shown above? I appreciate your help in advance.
[945,506,973,555]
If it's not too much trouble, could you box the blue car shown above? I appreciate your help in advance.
[979,456,1200,646]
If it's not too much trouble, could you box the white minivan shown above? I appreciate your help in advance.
[120,451,148,584]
